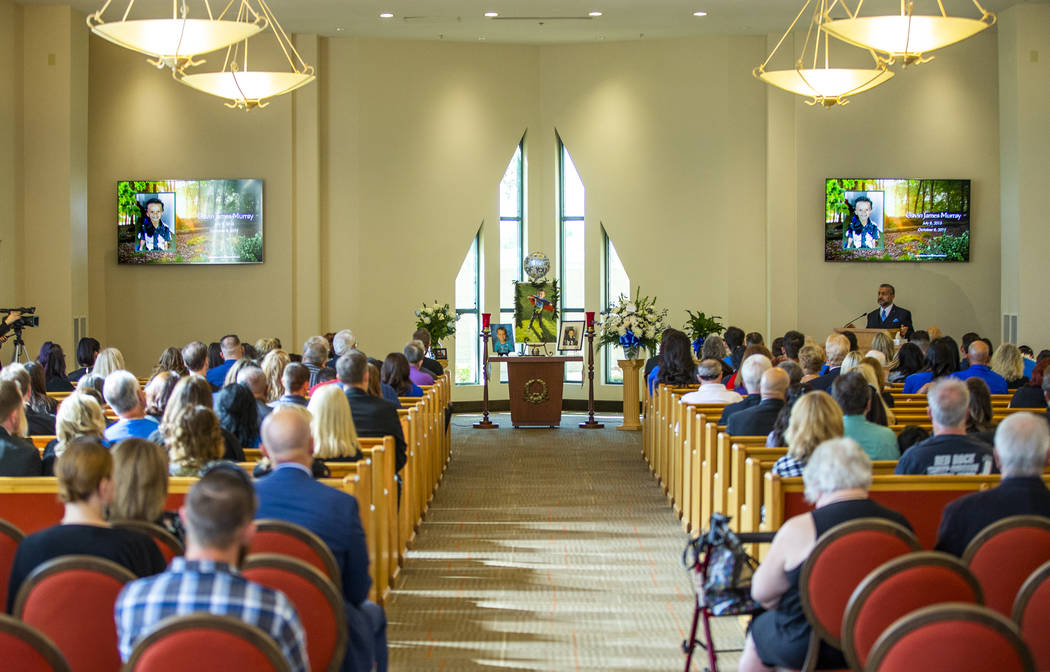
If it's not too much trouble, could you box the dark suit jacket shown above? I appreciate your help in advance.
[726,398,785,437]
[934,477,1050,557]
[0,426,42,476]
[345,387,406,472]
[806,367,842,392]
[254,465,371,605]
[866,305,913,331]
[718,394,760,425]
[26,407,56,436]
[421,357,444,378]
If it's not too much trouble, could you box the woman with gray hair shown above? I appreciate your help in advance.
[739,438,913,672]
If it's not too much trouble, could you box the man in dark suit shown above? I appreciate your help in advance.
[806,333,851,392]
[935,412,1050,557]
[254,407,387,672]
[0,380,42,476]
[338,351,407,474]
[865,283,913,335]
[726,367,789,436]
[719,354,771,425]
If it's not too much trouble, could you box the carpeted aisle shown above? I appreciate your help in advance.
[386,412,744,671]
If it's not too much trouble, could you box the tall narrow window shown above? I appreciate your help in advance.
[454,230,481,385]
[499,140,525,381]
[558,135,585,383]
[603,226,630,384]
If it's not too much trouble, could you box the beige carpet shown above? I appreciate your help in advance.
[387,412,745,671]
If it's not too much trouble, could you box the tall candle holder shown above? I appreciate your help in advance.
[579,315,603,429]
[473,324,498,429]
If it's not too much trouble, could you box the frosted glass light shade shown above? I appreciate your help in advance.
[822,15,992,58]
[91,18,263,62]
[178,70,315,108]
[757,67,894,106]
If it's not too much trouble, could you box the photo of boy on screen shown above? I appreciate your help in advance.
[842,191,884,250]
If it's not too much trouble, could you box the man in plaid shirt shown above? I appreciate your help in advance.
[115,467,309,672]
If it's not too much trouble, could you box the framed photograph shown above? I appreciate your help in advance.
[558,321,584,351]
[514,281,558,344]
[490,323,515,355]
[431,347,447,360]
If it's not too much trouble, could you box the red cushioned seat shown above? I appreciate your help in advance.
[111,520,184,563]
[243,554,347,672]
[866,603,1035,672]
[797,517,920,671]
[1011,559,1050,672]
[963,515,1050,617]
[842,551,983,671]
[0,613,70,672]
[251,519,342,591]
[124,613,291,672]
[0,518,25,611]
[12,555,135,672]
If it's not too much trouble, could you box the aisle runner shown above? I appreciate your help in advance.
[386,413,744,671]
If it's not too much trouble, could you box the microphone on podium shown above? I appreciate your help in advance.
[842,311,868,328]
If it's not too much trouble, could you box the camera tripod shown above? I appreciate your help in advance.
[7,327,31,364]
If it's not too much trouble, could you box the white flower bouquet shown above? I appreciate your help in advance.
[598,287,668,359]
[414,301,457,346]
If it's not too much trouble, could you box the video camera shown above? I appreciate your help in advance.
[1,307,39,329]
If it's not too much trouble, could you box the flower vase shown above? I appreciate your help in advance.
[624,346,640,361]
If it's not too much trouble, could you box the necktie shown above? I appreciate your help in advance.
[881,309,887,322]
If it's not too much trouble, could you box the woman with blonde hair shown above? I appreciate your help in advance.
[42,392,108,476]
[110,437,182,540]
[772,391,844,477]
[92,347,125,379]
[838,350,865,374]
[307,384,362,462]
[151,374,243,462]
[869,332,896,365]
[798,345,825,384]
[261,349,291,403]
[857,361,895,426]
[990,343,1027,389]
[255,337,282,357]
[167,404,225,477]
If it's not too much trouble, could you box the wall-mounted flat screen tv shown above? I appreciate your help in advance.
[117,179,263,265]
[825,178,970,262]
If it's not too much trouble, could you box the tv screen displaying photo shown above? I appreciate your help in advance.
[117,179,263,265]
[825,178,970,262]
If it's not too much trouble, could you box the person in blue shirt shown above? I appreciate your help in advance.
[205,335,243,388]
[949,340,1008,394]
[102,370,159,442]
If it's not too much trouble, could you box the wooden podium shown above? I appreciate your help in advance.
[491,356,583,428]
[835,327,898,351]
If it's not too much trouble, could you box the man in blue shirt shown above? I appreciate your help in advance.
[206,334,243,388]
[115,467,309,672]
[102,370,158,442]
[950,340,1008,394]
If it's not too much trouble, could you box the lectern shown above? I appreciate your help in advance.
[491,356,583,427]
[834,327,897,352]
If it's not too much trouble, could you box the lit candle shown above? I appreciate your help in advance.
[481,313,491,328]
[585,311,595,327]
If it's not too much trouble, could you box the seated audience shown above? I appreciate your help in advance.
[403,341,435,387]
[1009,358,1050,409]
[222,358,258,388]
[853,362,893,426]
[680,359,743,404]
[327,329,357,369]
[68,336,100,382]
[723,326,745,369]
[76,373,106,404]
[869,331,895,362]
[742,438,912,672]
[152,346,187,377]
[207,341,224,369]
[806,333,850,392]
[103,370,160,442]
[935,412,1050,556]
[726,344,772,393]
[214,383,261,450]
[950,339,1009,393]
[308,385,362,463]
[412,328,445,378]
[832,371,898,461]
[43,391,107,475]
[365,358,401,407]
[719,354,771,425]
[990,343,1027,389]
[205,335,242,388]
[726,367,789,437]
[40,342,74,392]
[644,328,676,379]
[778,360,804,390]
[965,378,995,442]
[143,371,179,421]
[24,361,58,414]
[861,356,894,406]
[254,407,386,672]
[382,352,423,398]
[771,390,843,476]
[151,375,244,462]
[115,466,308,672]
[261,348,291,402]
[236,364,272,427]
[895,378,997,475]
[270,362,310,407]
[110,437,182,542]
[181,340,213,389]
[338,351,406,475]
[798,345,824,384]
[702,335,733,379]
[308,367,339,396]
[769,337,785,364]
[908,329,931,354]
[0,363,56,435]
[887,341,924,383]
[167,404,227,477]
[255,336,282,357]
[92,347,125,380]
[0,379,43,476]
[7,439,165,611]
[782,330,805,364]
[903,338,957,394]
[302,335,333,387]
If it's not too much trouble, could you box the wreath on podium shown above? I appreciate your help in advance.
[523,378,549,404]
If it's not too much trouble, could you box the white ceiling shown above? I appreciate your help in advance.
[19,0,1032,43]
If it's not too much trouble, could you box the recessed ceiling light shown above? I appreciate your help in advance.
[693,10,707,16]
[589,11,602,17]
[379,12,394,18]
[484,11,499,17]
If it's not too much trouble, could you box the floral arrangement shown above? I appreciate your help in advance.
[598,287,669,360]
[683,310,725,357]
[414,301,458,346]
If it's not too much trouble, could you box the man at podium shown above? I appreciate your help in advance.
[865,283,913,336]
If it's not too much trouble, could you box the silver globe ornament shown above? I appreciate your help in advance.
[523,251,550,282]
